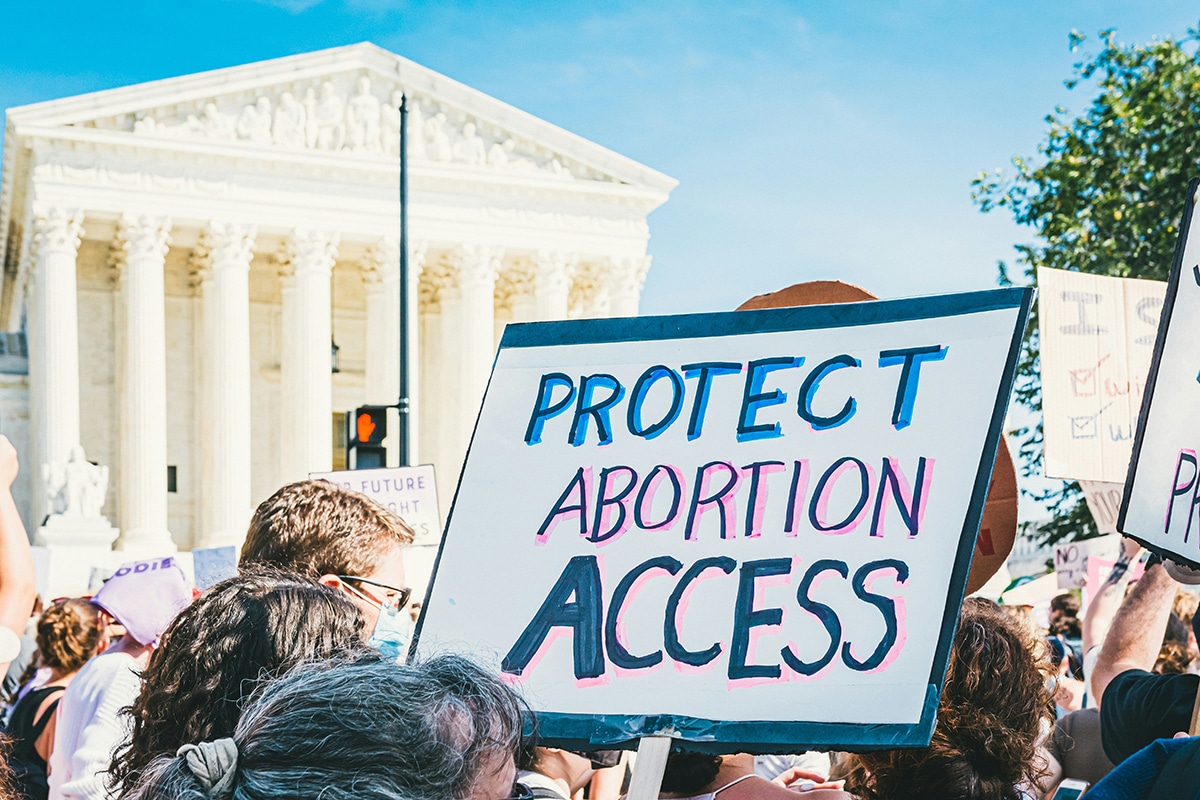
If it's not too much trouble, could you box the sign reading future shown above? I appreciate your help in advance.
[415,289,1031,751]
[1122,179,1200,568]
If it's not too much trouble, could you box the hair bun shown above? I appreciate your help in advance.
[177,739,238,798]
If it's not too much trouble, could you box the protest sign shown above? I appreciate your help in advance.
[311,465,442,594]
[1079,480,1124,534]
[414,288,1031,751]
[1121,180,1200,568]
[1038,267,1165,483]
[1054,535,1121,589]
[191,546,238,591]
[1084,555,1145,598]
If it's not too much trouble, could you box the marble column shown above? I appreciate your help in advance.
[453,245,501,434]
[363,238,424,468]
[113,214,174,554]
[532,250,575,321]
[278,230,338,481]
[362,238,401,409]
[26,207,84,524]
[418,261,445,480]
[194,223,255,548]
[606,255,650,318]
[434,260,464,480]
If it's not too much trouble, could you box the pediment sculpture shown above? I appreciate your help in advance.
[120,75,607,181]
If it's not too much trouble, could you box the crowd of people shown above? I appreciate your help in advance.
[0,432,1197,799]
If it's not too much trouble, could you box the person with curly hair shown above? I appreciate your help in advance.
[117,655,528,800]
[107,569,369,797]
[839,597,1054,800]
[7,600,108,800]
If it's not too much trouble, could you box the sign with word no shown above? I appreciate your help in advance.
[414,288,1031,751]
[1122,180,1200,568]
[1038,267,1165,483]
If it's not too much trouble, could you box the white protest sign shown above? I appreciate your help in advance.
[1121,181,1200,567]
[1053,534,1121,589]
[1079,480,1124,534]
[415,288,1031,751]
[1038,268,1165,483]
[311,465,442,596]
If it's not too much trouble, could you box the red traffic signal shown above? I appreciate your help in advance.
[352,406,387,445]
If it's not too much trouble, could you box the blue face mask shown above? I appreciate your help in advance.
[369,602,412,662]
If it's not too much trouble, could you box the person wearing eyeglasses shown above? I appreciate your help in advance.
[239,480,417,659]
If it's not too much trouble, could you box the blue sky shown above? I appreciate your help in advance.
[3,1,1198,519]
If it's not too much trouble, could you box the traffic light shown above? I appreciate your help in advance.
[348,405,388,469]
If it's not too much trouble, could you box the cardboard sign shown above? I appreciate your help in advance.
[312,465,443,598]
[414,288,1031,751]
[1084,555,1145,597]
[191,546,239,591]
[311,465,441,546]
[1121,180,1200,567]
[1079,480,1124,535]
[1054,535,1121,589]
[1038,267,1165,483]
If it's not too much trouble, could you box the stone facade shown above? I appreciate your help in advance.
[0,43,675,569]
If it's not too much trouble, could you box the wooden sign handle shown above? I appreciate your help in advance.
[626,735,673,800]
[1189,686,1200,736]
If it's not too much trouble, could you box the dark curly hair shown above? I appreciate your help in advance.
[108,568,368,794]
[843,597,1053,800]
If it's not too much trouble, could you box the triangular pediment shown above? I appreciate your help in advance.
[5,43,676,191]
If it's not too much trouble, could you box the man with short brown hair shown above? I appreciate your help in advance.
[240,480,415,654]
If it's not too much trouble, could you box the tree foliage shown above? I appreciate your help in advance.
[972,26,1200,545]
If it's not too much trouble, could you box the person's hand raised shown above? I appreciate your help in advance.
[0,435,20,489]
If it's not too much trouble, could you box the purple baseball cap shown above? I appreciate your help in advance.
[92,557,193,645]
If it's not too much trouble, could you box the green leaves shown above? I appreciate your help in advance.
[975,24,1200,545]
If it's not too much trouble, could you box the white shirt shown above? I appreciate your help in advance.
[48,650,142,800]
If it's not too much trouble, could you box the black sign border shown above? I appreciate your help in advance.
[411,286,1034,753]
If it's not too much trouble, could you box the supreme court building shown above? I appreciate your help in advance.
[0,43,675,566]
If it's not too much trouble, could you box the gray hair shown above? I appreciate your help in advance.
[119,654,529,800]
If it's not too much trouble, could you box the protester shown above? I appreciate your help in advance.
[1090,559,1197,763]
[118,655,527,800]
[1081,734,1200,799]
[1079,538,1141,707]
[0,436,37,678]
[7,600,108,800]
[516,744,611,799]
[238,480,415,658]
[840,598,1053,800]
[652,752,849,799]
[1049,593,1082,641]
[108,569,369,795]
[48,559,192,800]
[4,597,44,701]
[1041,708,1115,789]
